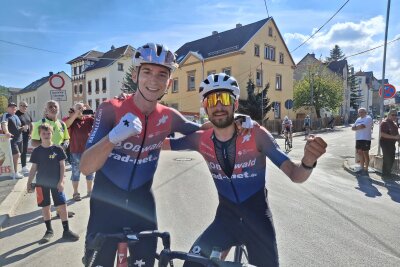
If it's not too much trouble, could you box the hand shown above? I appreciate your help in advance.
[114,93,132,100]
[4,132,13,139]
[234,114,257,135]
[27,182,34,193]
[57,181,64,192]
[108,113,142,144]
[62,140,69,149]
[302,135,327,166]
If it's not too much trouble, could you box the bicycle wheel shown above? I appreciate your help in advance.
[285,138,290,152]
[233,245,249,264]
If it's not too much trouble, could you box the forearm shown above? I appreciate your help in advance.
[381,132,399,140]
[59,164,65,184]
[64,116,77,128]
[80,135,115,175]
[281,159,313,183]
[1,123,9,134]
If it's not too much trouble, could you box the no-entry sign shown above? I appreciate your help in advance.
[49,74,65,89]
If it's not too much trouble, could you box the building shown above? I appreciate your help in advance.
[16,71,72,121]
[162,17,296,121]
[326,60,349,120]
[67,45,134,109]
[354,71,375,114]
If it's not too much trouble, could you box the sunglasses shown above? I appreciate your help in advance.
[20,105,28,107]
[204,92,235,108]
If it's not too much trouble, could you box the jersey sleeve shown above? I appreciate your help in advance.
[29,148,39,164]
[56,146,67,161]
[169,108,200,135]
[254,126,289,168]
[86,102,115,149]
[170,132,201,152]
[31,121,40,141]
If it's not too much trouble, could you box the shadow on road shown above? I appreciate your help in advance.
[383,180,400,203]
[355,175,382,198]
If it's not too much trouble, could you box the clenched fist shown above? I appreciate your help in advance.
[108,113,142,144]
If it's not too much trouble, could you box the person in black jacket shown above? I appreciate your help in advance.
[16,101,33,174]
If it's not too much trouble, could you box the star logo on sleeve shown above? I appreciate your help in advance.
[242,133,251,143]
[134,259,146,266]
[156,115,168,126]
[123,120,130,127]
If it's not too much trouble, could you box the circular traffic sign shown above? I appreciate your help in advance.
[49,74,65,89]
[379,84,396,99]
[284,99,293,109]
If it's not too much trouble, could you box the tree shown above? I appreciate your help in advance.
[348,67,362,110]
[293,65,343,118]
[237,79,272,122]
[121,65,137,93]
[0,85,9,113]
[326,44,345,62]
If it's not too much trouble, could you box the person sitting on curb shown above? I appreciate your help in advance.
[26,123,79,244]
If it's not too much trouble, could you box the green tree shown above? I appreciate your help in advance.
[121,65,137,93]
[348,68,362,110]
[238,79,272,122]
[293,65,343,118]
[326,44,345,62]
[0,85,9,113]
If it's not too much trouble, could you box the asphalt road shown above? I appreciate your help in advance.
[0,126,399,266]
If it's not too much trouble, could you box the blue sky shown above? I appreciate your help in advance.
[1,0,399,89]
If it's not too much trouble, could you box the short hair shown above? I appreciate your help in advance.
[38,123,54,134]
[358,107,366,113]
[44,100,60,116]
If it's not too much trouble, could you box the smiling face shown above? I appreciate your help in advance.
[45,101,59,119]
[204,92,238,129]
[132,63,172,102]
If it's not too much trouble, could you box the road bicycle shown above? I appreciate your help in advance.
[304,125,310,139]
[283,133,292,153]
[233,244,249,265]
[158,247,255,267]
[85,228,173,267]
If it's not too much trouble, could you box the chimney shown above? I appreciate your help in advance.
[212,31,218,35]
[310,53,315,58]
[111,45,115,50]
[49,72,53,76]
[236,23,242,28]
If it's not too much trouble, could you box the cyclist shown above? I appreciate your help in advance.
[80,43,253,266]
[163,73,327,267]
[304,114,311,139]
[282,116,293,148]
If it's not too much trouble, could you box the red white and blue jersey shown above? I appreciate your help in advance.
[170,125,289,203]
[86,95,200,191]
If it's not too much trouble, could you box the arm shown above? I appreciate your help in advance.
[80,136,116,175]
[1,122,12,138]
[64,114,77,128]
[380,122,400,140]
[57,160,65,192]
[27,163,37,193]
[31,122,41,147]
[162,133,200,151]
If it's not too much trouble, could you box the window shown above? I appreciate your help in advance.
[207,70,216,76]
[79,84,83,94]
[74,85,78,95]
[74,66,77,75]
[88,81,92,95]
[95,79,100,94]
[79,65,82,74]
[29,97,31,104]
[222,68,231,76]
[256,70,263,87]
[273,102,281,119]
[33,110,35,118]
[264,45,275,61]
[33,96,35,103]
[187,72,195,91]
[254,44,260,57]
[102,78,107,93]
[279,53,284,64]
[95,99,100,109]
[88,99,92,108]
[172,79,179,93]
[268,27,273,37]
[276,74,282,90]
[118,63,124,71]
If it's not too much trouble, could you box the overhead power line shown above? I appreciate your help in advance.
[345,36,400,59]
[263,0,270,17]
[290,0,350,53]
[0,39,64,54]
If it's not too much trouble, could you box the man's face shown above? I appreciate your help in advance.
[358,109,366,118]
[133,63,171,102]
[7,106,17,114]
[74,103,85,117]
[39,129,52,141]
[19,103,28,112]
[46,102,59,116]
[204,92,236,129]
[388,112,397,121]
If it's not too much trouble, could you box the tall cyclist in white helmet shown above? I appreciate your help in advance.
[80,43,212,266]
[282,115,293,148]
[163,73,327,267]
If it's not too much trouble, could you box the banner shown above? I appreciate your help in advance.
[0,134,15,178]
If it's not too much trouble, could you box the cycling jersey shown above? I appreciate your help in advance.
[170,125,289,203]
[282,120,292,132]
[86,94,200,191]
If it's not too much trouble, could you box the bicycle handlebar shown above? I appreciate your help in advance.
[158,250,254,267]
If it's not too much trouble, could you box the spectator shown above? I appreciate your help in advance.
[352,107,373,175]
[1,102,26,178]
[379,109,400,179]
[63,103,95,201]
[26,123,79,244]
[16,101,33,174]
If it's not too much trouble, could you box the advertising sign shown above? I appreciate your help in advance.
[0,135,15,178]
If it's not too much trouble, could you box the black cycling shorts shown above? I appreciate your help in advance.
[36,186,66,207]
[356,140,371,151]
[183,189,279,267]
[84,171,157,267]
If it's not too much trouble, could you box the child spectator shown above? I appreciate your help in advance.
[26,123,79,244]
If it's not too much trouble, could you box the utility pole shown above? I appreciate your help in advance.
[378,0,391,156]
[261,63,263,124]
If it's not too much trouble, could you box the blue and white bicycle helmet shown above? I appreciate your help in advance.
[133,43,178,72]
[199,73,240,101]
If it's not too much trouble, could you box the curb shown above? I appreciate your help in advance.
[343,159,400,191]
[0,178,27,231]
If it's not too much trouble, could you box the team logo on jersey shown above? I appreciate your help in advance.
[49,152,57,159]
[237,148,254,156]
[133,259,146,266]
[156,115,168,126]
[242,133,251,143]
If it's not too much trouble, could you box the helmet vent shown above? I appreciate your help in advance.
[213,75,219,83]
[156,45,163,56]
[231,81,238,87]
[204,79,210,85]
[223,75,230,81]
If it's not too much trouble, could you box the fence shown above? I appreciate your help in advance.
[263,116,344,134]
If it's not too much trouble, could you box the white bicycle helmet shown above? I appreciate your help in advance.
[199,73,240,101]
[133,43,178,72]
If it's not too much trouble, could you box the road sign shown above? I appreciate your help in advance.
[49,74,65,89]
[378,84,396,99]
[284,99,293,109]
[50,90,67,101]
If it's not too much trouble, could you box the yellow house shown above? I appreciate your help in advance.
[162,17,295,121]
